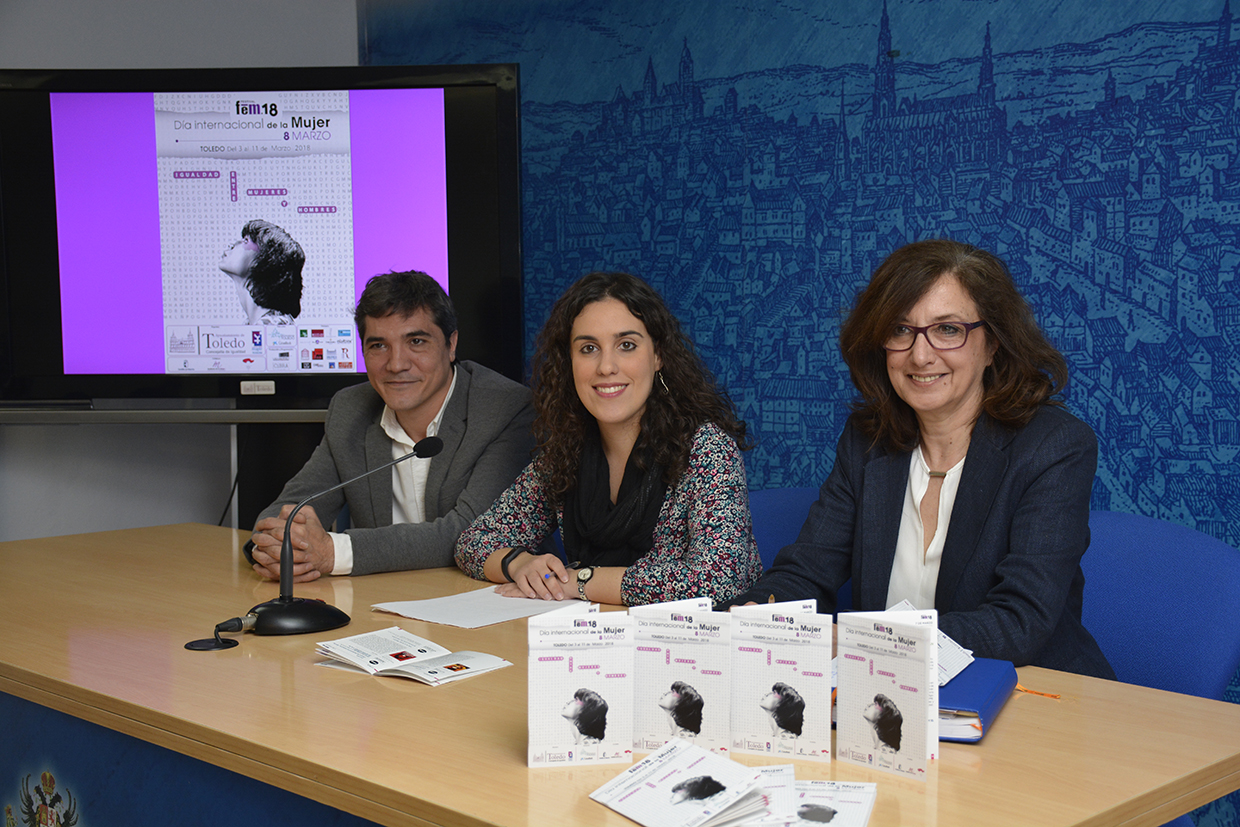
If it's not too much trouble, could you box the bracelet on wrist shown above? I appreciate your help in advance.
[500,545,532,582]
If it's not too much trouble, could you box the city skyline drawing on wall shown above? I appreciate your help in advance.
[362,0,1240,556]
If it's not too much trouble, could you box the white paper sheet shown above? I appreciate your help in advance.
[373,586,578,627]
[888,599,973,685]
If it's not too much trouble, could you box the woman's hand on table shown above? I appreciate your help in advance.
[496,552,572,600]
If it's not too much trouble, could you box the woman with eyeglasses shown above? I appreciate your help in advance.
[728,239,1114,679]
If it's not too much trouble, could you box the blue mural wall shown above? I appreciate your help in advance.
[361,0,1239,551]
[360,3,1240,822]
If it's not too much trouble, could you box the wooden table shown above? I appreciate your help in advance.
[2,523,1238,827]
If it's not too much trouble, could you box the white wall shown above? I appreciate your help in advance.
[0,1,357,68]
[0,0,357,542]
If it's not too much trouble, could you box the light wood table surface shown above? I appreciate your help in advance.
[2,523,1238,827]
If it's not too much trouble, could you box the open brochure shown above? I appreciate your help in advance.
[836,609,938,779]
[631,598,733,755]
[528,602,635,766]
[590,739,767,827]
[729,601,833,763]
[315,626,510,686]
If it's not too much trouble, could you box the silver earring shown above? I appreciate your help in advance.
[657,371,670,394]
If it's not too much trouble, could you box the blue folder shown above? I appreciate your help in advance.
[938,657,1018,743]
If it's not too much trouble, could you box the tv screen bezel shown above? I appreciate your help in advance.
[0,63,522,409]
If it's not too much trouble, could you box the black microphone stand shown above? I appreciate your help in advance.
[245,435,445,636]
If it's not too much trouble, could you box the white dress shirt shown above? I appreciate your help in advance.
[885,445,966,611]
[329,367,458,575]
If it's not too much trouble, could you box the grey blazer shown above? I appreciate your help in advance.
[733,406,1115,679]
[255,360,535,575]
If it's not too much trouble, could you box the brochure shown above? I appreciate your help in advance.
[787,780,878,827]
[315,626,510,686]
[631,598,732,755]
[729,601,832,762]
[589,739,766,827]
[747,764,797,825]
[836,609,937,779]
[528,603,635,767]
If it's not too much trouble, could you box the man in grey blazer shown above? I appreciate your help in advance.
[248,271,534,581]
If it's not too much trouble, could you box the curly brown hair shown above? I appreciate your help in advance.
[839,239,1068,452]
[530,272,749,502]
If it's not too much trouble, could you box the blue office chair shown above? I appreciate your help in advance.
[1083,511,1240,827]
[747,486,819,569]
[747,486,854,614]
[1082,510,1240,700]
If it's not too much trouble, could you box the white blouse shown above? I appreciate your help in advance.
[884,445,966,611]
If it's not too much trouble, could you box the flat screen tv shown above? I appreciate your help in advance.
[0,64,522,409]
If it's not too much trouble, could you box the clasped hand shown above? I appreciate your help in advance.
[250,504,335,583]
[495,550,573,600]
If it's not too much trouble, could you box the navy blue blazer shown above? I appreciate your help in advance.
[733,406,1115,680]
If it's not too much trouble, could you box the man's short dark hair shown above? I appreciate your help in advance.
[353,270,458,341]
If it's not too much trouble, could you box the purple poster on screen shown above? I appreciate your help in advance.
[49,87,447,376]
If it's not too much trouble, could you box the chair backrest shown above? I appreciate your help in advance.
[747,487,820,569]
[746,486,853,614]
[1082,510,1240,700]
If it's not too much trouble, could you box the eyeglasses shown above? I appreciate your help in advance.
[883,321,986,352]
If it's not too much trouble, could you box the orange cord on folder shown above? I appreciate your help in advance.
[1015,683,1061,700]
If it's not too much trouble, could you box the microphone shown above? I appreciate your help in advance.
[189,435,445,647]
[254,434,445,635]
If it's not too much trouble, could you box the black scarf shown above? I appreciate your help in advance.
[561,424,668,568]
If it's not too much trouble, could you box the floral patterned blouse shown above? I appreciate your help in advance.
[454,423,762,606]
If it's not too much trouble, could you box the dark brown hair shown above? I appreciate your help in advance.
[353,270,457,342]
[530,271,748,501]
[839,239,1067,452]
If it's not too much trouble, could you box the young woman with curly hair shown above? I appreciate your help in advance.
[454,271,761,606]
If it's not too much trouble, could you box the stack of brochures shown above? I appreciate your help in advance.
[745,765,878,826]
[591,741,878,827]
[589,740,767,827]
[315,626,510,686]
[785,779,878,826]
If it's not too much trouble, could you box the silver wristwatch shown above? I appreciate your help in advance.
[575,566,595,601]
